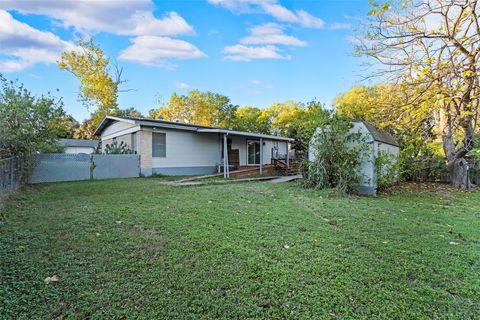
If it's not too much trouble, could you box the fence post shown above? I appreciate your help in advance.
[90,155,95,180]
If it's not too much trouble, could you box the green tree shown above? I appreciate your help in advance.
[115,107,143,118]
[231,106,270,134]
[53,114,79,139]
[290,100,329,151]
[262,101,305,136]
[0,75,66,177]
[149,90,237,128]
[258,100,328,150]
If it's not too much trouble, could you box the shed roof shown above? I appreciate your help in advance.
[356,120,399,147]
[94,116,294,142]
[58,139,99,148]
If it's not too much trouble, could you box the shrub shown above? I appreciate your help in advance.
[301,115,368,194]
[375,151,399,191]
[104,140,136,154]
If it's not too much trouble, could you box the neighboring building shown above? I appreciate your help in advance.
[309,120,400,196]
[94,116,294,177]
[59,139,99,154]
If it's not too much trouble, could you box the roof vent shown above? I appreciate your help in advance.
[173,119,180,123]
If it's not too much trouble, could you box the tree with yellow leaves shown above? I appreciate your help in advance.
[58,39,125,138]
[334,84,443,162]
[357,0,480,188]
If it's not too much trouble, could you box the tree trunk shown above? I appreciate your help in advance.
[448,157,470,189]
[442,125,471,189]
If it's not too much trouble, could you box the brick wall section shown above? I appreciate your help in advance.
[139,130,152,170]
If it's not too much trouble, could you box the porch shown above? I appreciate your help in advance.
[202,129,295,178]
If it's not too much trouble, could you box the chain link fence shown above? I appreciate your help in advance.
[0,157,23,204]
[29,153,140,184]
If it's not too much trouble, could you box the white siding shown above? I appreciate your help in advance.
[378,142,400,157]
[151,128,221,168]
[101,121,139,140]
[354,122,375,187]
[64,146,95,154]
[264,140,287,164]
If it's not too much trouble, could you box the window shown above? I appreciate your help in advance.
[152,132,166,157]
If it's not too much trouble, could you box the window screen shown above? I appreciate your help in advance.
[152,132,166,157]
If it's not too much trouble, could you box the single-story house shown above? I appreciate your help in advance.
[309,120,400,195]
[59,138,99,154]
[94,116,294,177]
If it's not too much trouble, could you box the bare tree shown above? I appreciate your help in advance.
[357,0,480,188]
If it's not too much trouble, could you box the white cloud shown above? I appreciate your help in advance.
[250,79,272,88]
[261,2,298,22]
[236,79,273,94]
[0,1,194,36]
[293,9,325,28]
[223,44,290,61]
[240,23,306,46]
[119,36,206,68]
[208,0,325,28]
[0,10,76,72]
[175,81,191,89]
[329,22,352,30]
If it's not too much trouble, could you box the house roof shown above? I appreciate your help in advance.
[58,138,99,148]
[94,116,294,142]
[356,120,399,147]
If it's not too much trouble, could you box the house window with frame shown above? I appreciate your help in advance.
[152,132,166,157]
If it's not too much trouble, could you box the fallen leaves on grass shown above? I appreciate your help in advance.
[44,275,59,284]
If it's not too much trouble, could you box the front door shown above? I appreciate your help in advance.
[247,140,260,165]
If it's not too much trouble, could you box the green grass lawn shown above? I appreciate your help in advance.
[1,179,479,319]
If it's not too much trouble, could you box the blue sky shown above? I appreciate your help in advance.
[0,0,368,121]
